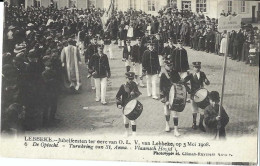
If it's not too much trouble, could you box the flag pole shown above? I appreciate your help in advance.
[216,31,229,139]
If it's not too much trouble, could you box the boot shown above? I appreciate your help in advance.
[126,66,130,72]
[174,126,181,137]
[192,113,197,129]
[199,115,206,132]
[165,121,170,132]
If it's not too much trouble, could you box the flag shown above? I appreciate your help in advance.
[101,0,114,30]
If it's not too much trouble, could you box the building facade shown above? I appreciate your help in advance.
[176,0,260,22]
[8,0,260,22]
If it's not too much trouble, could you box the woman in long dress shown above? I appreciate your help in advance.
[219,32,227,56]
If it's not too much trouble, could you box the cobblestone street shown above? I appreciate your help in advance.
[31,43,259,137]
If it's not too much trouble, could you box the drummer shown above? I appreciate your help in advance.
[182,62,210,132]
[116,72,142,137]
[159,55,182,136]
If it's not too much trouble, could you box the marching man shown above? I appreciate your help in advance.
[116,72,142,136]
[88,45,111,105]
[182,62,210,132]
[142,41,160,100]
[131,37,145,87]
[160,55,182,136]
[122,39,132,72]
[85,37,99,90]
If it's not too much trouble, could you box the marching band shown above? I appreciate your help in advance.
[10,4,260,138]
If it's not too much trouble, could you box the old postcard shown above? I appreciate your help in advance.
[0,0,259,165]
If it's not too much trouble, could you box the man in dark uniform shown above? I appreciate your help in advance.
[142,41,160,99]
[160,48,182,136]
[123,39,133,72]
[85,37,98,64]
[85,37,98,90]
[116,72,142,136]
[154,33,164,76]
[183,62,210,132]
[131,37,145,87]
[171,39,189,74]
[204,91,229,139]
[162,38,176,58]
[141,30,150,49]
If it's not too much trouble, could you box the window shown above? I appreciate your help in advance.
[148,0,155,11]
[129,0,136,9]
[241,0,246,13]
[88,0,95,8]
[196,0,207,13]
[69,0,77,8]
[227,1,232,12]
[33,0,41,7]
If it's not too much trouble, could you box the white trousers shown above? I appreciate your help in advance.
[94,77,107,102]
[133,63,142,76]
[164,104,179,117]
[123,115,136,125]
[146,74,158,97]
[104,44,114,59]
[191,100,204,115]
[118,40,125,47]
[124,59,132,67]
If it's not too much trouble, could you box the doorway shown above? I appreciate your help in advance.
[252,6,256,23]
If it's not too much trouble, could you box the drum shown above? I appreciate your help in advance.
[193,88,210,109]
[123,99,143,120]
[169,83,187,112]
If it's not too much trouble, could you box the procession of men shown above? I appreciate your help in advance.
[1,2,259,138]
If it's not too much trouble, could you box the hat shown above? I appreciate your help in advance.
[208,91,220,102]
[14,44,26,54]
[8,25,15,30]
[125,72,135,79]
[192,62,201,67]
[16,52,25,58]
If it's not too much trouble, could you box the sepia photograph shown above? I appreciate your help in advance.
[0,0,259,165]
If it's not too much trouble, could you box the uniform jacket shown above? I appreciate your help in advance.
[162,45,176,58]
[131,44,144,63]
[142,49,160,75]
[171,48,189,72]
[116,81,141,107]
[88,53,111,78]
[154,39,164,55]
[184,71,209,94]
[159,70,181,100]
[85,43,98,63]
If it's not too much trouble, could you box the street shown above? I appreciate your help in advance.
[32,43,259,137]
